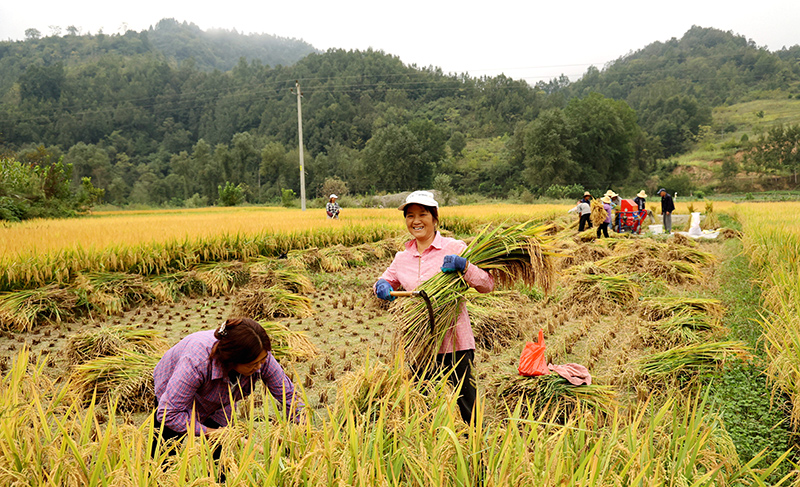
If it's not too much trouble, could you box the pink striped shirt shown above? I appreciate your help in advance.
[154,330,303,434]
[379,232,494,353]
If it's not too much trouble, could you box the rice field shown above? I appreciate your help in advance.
[0,201,797,485]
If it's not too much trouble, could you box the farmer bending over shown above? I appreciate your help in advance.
[152,318,303,471]
[373,190,493,424]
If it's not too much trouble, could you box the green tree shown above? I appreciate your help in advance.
[363,124,427,192]
[518,109,579,192]
[217,181,245,206]
[448,131,466,158]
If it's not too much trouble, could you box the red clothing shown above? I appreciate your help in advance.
[378,232,494,353]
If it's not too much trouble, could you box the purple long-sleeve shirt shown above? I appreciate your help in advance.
[378,232,494,353]
[154,330,303,435]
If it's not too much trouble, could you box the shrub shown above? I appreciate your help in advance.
[281,188,296,207]
[217,182,245,206]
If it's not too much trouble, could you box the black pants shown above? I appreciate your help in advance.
[415,350,476,424]
[597,222,609,238]
[579,214,592,231]
[152,418,225,481]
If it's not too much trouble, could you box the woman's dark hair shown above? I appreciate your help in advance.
[210,318,271,373]
[403,204,439,225]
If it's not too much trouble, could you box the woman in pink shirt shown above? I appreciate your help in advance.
[374,191,494,423]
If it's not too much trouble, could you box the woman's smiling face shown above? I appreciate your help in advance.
[405,204,436,242]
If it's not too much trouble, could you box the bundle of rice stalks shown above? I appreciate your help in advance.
[663,245,716,265]
[558,244,614,270]
[64,325,168,366]
[669,233,694,247]
[574,229,597,243]
[640,296,725,322]
[494,373,616,420]
[319,246,348,272]
[0,284,78,331]
[393,222,556,368]
[566,273,640,312]
[234,287,313,320]
[334,357,431,426]
[71,351,159,412]
[272,268,315,294]
[260,321,318,361]
[464,290,531,350]
[718,227,742,240]
[194,261,249,296]
[148,271,205,302]
[641,258,703,284]
[640,311,725,347]
[590,199,608,227]
[286,248,321,271]
[74,272,155,316]
[636,341,751,382]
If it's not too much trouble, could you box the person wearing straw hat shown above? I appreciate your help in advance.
[604,190,621,232]
[373,190,494,424]
[634,190,647,212]
[578,191,593,230]
[152,318,303,468]
[326,194,340,219]
[659,188,675,233]
[598,195,612,238]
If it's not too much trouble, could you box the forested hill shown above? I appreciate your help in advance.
[1,25,799,214]
[562,26,800,155]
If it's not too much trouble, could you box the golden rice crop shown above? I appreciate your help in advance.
[590,199,608,227]
[193,261,249,296]
[74,272,155,315]
[70,350,159,412]
[464,289,532,350]
[640,296,725,321]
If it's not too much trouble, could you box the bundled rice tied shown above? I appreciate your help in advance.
[71,350,160,412]
[193,261,249,296]
[64,324,168,366]
[494,374,616,421]
[393,222,557,368]
[465,289,533,350]
[0,284,78,331]
[638,311,726,347]
[234,287,313,320]
[74,272,155,316]
[260,321,318,362]
[565,273,640,315]
[590,199,608,227]
[640,296,725,322]
[635,341,752,384]
[334,354,439,428]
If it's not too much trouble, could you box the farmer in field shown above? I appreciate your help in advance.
[152,318,303,463]
[326,194,340,219]
[597,195,612,238]
[568,198,592,231]
[373,190,494,423]
[659,188,675,233]
[604,190,621,232]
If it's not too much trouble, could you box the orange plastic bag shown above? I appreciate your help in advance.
[518,329,549,377]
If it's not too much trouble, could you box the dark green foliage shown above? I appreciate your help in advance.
[217,181,245,206]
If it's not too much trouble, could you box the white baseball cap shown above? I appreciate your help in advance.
[398,190,439,211]
[329,194,338,199]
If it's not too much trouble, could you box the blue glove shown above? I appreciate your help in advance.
[375,279,395,301]
[441,254,468,273]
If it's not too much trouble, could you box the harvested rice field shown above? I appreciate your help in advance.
[0,204,796,485]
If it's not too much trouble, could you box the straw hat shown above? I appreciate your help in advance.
[604,190,618,198]
[583,191,591,197]
[601,195,611,203]
[637,190,647,198]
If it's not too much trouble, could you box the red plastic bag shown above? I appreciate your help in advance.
[518,329,549,377]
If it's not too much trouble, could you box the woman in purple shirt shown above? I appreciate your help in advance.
[152,317,303,461]
[374,191,494,423]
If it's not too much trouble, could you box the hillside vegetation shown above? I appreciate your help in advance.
[1,23,800,218]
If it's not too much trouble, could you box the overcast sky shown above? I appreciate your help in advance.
[2,0,799,84]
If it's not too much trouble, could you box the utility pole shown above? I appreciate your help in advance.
[292,80,307,210]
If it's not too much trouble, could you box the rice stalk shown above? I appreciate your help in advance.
[319,246,347,272]
[272,268,315,294]
[74,272,155,315]
[662,245,716,265]
[234,287,313,320]
[194,261,249,296]
[636,341,751,381]
[393,222,556,368]
[64,324,168,366]
[640,296,725,321]
[260,321,318,361]
[70,351,159,412]
[464,289,531,350]
[590,199,607,227]
[640,311,725,347]
[148,271,205,302]
[0,284,78,331]
[566,273,640,312]
[494,373,616,420]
